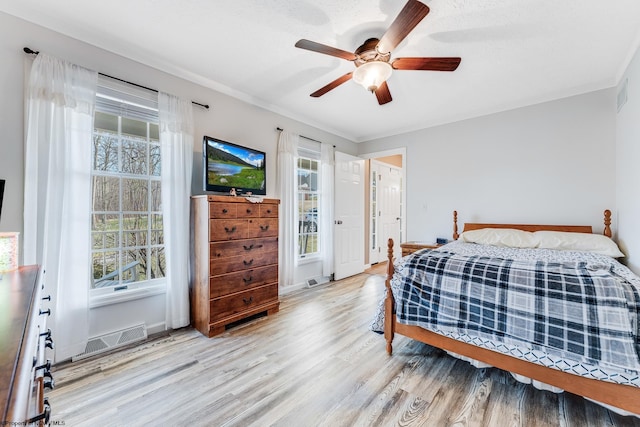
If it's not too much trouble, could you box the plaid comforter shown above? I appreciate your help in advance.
[390,243,640,373]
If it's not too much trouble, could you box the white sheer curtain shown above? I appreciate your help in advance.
[277,131,299,287]
[23,53,98,361]
[159,92,194,329]
[320,143,334,278]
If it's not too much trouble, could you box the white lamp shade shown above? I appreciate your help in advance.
[352,61,392,92]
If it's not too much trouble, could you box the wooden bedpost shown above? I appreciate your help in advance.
[384,238,395,355]
[453,210,459,240]
[604,209,612,238]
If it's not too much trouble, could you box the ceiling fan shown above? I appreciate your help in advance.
[295,0,461,105]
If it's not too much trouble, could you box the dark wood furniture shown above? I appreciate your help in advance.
[400,241,441,257]
[191,195,280,337]
[384,210,640,415]
[0,265,53,425]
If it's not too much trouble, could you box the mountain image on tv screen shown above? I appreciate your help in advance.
[206,142,265,191]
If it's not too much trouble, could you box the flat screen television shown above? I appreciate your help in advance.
[203,136,266,195]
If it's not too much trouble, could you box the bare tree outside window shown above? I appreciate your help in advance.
[91,111,164,289]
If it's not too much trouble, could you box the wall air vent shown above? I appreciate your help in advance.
[72,324,147,361]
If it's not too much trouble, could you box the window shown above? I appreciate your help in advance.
[90,77,164,291]
[297,155,320,259]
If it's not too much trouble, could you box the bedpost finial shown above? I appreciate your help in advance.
[386,238,395,279]
[604,209,612,238]
[453,210,459,240]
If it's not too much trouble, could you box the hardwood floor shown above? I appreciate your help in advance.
[50,267,640,426]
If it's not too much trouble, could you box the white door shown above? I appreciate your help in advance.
[334,151,365,280]
[378,164,402,262]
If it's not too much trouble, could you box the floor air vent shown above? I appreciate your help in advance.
[73,324,147,361]
[307,277,329,288]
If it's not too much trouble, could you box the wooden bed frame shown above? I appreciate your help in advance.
[384,209,640,415]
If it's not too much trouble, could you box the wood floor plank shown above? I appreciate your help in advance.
[48,271,640,426]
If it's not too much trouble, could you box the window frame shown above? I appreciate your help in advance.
[297,145,322,261]
[89,77,166,302]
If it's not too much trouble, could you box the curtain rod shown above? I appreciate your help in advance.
[276,127,335,147]
[23,47,209,110]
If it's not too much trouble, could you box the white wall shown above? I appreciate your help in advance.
[0,11,357,339]
[359,89,617,251]
[616,43,640,274]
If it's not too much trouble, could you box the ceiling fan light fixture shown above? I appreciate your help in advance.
[352,61,392,93]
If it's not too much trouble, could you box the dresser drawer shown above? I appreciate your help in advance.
[247,218,278,238]
[210,283,278,322]
[209,202,237,218]
[210,219,248,240]
[210,237,278,258]
[260,204,278,218]
[210,251,278,276]
[209,265,278,298]
[237,204,259,218]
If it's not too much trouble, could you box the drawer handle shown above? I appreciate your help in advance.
[243,244,263,251]
[243,276,253,284]
[224,226,237,233]
[44,377,55,390]
[222,208,228,214]
[28,399,51,424]
[243,259,254,266]
[260,225,269,231]
[42,294,51,301]
[40,308,51,316]
[266,209,272,214]
[243,296,254,305]
[246,208,252,214]
[40,328,52,338]
[36,359,52,372]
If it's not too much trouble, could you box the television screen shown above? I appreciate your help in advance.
[203,136,266,195]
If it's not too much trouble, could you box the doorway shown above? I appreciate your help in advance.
[362,148,405,265]
[370,160,402,264]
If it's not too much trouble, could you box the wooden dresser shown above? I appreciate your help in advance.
[0,265,53,425]
[191,195,280,337]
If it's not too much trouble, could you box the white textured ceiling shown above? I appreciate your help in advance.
[1,0,639,142]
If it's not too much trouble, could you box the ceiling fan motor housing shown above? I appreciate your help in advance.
[354,38,390,66]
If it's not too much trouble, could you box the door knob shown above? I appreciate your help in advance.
[335,220,343,225]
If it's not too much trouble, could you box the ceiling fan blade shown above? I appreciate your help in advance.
[295,39,357,61]
[310,73,353,97]
[392,57,461,71]
[377,0,430,54]
[375,81,392,105]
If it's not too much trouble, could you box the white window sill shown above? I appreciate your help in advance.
[90,282,166,308]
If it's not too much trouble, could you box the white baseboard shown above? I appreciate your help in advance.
[280,282,307,295]
[148,321,166,335]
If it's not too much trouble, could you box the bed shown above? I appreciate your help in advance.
[380,210,640,415]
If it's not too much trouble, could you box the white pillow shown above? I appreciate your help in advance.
[461,228,538,248]
[534,231,625,258]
